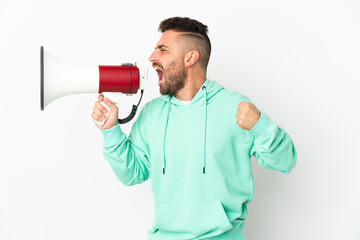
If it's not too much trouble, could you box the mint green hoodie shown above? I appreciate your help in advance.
[101,79,297,240]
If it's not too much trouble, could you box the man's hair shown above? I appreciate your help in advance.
[158,17,211,70]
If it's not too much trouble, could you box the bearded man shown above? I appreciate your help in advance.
[91,16,297,240]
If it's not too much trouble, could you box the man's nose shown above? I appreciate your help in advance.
[149,51,158,63]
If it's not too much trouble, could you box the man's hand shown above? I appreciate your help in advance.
[91,94,119,130]
[236,102,261,131]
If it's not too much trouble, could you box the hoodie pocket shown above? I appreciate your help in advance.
[154,201,233,237]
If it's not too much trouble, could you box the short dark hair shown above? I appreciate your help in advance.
[158,17,211,70]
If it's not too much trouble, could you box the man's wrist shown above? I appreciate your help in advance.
[249,112,277,140]
[100,124,126,147]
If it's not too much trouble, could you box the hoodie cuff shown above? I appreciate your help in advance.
[249,111,277,140]
[100,124,127,147]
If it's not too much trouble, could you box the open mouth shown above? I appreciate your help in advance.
[155,67,164,82]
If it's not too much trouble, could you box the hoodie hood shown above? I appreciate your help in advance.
[160,79,224,175]
[160,79,224,106]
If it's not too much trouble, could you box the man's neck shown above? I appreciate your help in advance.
[175,71,206,101]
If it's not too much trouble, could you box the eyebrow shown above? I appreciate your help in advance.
[155,45,169,50]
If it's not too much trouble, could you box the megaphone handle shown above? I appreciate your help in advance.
[94,90,144,126]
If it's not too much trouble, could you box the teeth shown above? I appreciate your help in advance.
[154,67,163,72]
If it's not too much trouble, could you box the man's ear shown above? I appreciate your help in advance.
[184,50,200,68]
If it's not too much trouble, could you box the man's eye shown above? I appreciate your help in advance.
[160,49,166,52]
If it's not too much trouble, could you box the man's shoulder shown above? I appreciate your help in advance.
[216,88,252,103]
[133,97,164,125]
[143,97,164,110]
[139,97,165,116]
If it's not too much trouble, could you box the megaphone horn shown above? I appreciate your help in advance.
[40,46,147,124]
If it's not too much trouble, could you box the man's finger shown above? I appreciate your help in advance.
[95,101,108,114]
[93,106,106,118]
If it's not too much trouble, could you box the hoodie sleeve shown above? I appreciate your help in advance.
[100,107,151,186]
[249,111,297,174]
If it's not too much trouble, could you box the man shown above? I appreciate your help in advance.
[91,17,296,240]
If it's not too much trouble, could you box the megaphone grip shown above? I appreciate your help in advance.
[93,101,111,127]
[95,89,143,127]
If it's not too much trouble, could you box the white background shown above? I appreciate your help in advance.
[1,0,359,239]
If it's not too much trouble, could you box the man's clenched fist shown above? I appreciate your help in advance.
[236,102,261,131]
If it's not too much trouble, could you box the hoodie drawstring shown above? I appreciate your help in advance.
[162,87,208,175]
[202,86,207,174]
[163,96,172,174]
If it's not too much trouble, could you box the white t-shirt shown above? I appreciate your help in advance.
[181,101,191,105]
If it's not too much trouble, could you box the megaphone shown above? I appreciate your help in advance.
[40,46,147,124]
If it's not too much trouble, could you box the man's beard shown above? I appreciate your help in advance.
[159,60,187,96]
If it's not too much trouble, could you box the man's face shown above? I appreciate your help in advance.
[149,30,188,96]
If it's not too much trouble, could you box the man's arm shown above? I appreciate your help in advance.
[92,95,151,185]
[237,102,297,173]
